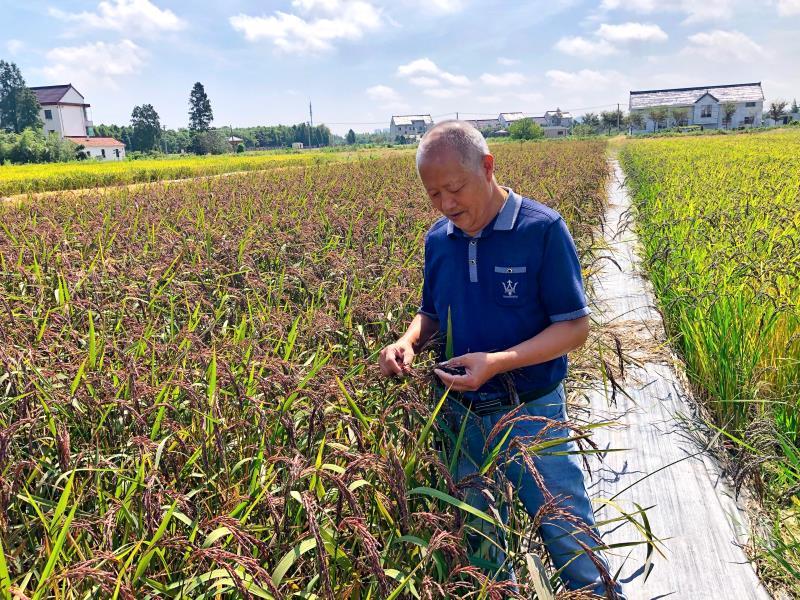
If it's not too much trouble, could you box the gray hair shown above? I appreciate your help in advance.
[416,120,490,173]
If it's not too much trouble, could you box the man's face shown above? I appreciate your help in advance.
[418,147,494,236]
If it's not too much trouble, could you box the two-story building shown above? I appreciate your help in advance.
[30,83,125,160]
[389,114,433,141]
[629,82,764,133]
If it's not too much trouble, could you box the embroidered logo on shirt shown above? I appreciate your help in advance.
[502,280,518,298]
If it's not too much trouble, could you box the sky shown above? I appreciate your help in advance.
[3,0,799,134]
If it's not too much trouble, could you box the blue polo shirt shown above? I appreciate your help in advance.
[418,187,590,394]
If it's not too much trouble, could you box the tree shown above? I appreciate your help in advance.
[188,82,213,131]
[0,60,42,133]
[190,129,227,155]
[346,128,356,145]
[130,103,161,152]
[628,111,645,131]
[508,118,544,140]
[670,107,689,127]
[581,112,600,132]
[646,107,668,132]
[791,98,798,114]
[767,99,788,125]
[721,102,737,129]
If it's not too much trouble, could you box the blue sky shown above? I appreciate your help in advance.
[3,0,799,134]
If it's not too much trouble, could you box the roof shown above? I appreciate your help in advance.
[392,114,433,125]
[629,82,763,110]
[65,136,124,147]
[544,110,573,118]
[29,84,85,105]
[499,112,526,120]
[227,136,244,142]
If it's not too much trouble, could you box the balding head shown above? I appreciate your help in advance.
[416,120,491,173]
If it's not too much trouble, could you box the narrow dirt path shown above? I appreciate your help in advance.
[579,159,772,599]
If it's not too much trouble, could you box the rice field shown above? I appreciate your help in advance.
[620,128,800,589]
[0,141,644,598]
[0,149,360,197]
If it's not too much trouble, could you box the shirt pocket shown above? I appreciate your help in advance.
[492,265,528,307]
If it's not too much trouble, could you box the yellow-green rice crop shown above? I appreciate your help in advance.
[0,148,372,197]
[621,128,800,590]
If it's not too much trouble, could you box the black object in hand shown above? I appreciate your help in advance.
[436,363,466,376]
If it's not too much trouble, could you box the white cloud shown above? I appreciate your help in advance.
[599,0,736,24]
[48,0,185,36]
[596,22,667,42]
[230,1,382,53]
[397,58,442,77]
[42,39,147,89]
[366,84,399,101]
[546,69,619,91]
[480,72,527,86]
[366,84,408,110]
[6,40,24,55]
[684,29,765,62]
[478,95,502,103]
[555,36,617,56]
[396,57,470,95]
[497,57,520,66]
[408,76,440,87]
[423,0,465,12]
[777,0,800,14]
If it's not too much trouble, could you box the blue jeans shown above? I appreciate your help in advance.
[437,383,626,599]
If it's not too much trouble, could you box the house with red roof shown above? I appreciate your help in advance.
[29,83,126,161]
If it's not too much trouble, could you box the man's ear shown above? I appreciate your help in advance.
[482,154,495,182]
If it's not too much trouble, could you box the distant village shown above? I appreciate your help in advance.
[26,80,799,162]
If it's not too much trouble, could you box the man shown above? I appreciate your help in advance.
[378,121,625,598]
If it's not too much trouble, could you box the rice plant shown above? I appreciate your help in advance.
[620,128,800,593]
[0,141,649,598]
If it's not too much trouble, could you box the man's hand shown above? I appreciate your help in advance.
[434,352,498,392]
[379,339,415,376]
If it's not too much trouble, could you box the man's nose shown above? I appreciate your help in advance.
[441,193,458,212]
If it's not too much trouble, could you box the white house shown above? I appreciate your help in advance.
[465,118,501,132]
[498,112,526,128]
[629,82,764,133]
[389,114,433,140]
[31,83,126,160]
[30,84,94,137]
[68,136,126,161]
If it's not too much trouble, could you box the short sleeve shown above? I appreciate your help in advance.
[418,238,438,320]
[539,217,591,323]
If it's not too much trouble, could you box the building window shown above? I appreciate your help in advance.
[44,109,53,120]
[745,102,756,107]
[101,148,106,158]
[701,105,712,118]
[744,116,754,125]
[114,148,120,158]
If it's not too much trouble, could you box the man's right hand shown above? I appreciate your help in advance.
[378,339,415,376]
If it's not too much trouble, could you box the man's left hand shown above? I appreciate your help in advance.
[434,352,498,392]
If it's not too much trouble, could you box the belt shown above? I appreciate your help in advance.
[434,381,562,417]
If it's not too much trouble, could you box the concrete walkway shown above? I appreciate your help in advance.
[578,160,772,600]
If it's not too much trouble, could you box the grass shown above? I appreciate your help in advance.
[0,140,651,598]
[620,127,800,594]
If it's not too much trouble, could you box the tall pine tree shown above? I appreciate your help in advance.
[188,82,213,132]
[0,60,42,133]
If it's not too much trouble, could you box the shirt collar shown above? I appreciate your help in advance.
[446,187,522,238]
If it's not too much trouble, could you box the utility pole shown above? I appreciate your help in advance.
[309,101,313,147]
[456,111,459,120]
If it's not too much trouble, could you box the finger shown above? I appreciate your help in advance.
[384,352,403,376]
[434,368,454,386]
